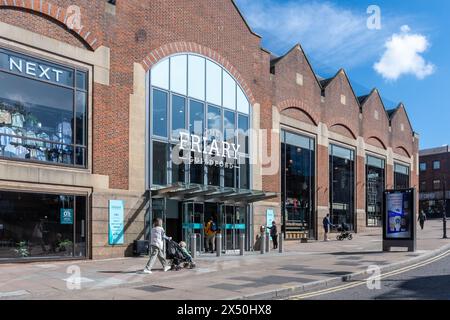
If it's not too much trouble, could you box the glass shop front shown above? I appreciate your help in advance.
[0,47,89,262]
[148,54,274,252]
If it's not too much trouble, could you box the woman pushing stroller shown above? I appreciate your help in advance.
[143,218,172,274]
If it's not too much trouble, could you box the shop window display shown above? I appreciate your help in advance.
[281,131,316,239]
[0,191,87,260]
[329,144,355,230]
[0,48,88,167]
[366,155,386,227]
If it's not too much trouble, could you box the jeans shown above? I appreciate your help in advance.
[271,235,278,249]
[145,245,168,270]
[206,234,215,252]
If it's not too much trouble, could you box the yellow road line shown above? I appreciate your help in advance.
[289,250,450,300]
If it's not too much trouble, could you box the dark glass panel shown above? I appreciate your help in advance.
[152,89,168,137]
[152,141,168,185]
[171,95,186,140]
[329,145,355,230]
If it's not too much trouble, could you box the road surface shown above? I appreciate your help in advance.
[288,250,450,300]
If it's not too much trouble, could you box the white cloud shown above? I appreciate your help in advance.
[374,25,435,81]
[235,0,403,70]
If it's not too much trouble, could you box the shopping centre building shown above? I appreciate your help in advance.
[0,0,419,262]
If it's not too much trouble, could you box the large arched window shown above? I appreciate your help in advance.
[148,54,250,189]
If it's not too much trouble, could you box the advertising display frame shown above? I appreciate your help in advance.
[382,188,416,252]
[108,200,125,245]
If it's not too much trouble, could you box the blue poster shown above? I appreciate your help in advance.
[266,208,275,233]
[386,191,411,239]
[109,200,125,245]
[60,208,74,225]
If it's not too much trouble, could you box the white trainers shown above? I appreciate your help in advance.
[142,268,152,274]
[163,266,171,272]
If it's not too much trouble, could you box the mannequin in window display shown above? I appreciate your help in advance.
[0,125,14,156]
[56,117,73,164]
[31,219,47,254]
[11,110,25,128]
[0,106,12,125]
[293,198,299,221]
[33,123,48,161]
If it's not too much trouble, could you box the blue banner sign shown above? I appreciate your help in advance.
[109,200,125,245]
[60,208,74,225]
[266,208,275,233]
[224,224,246,230]
[182,223,203,230]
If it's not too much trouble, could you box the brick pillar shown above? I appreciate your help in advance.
[386,163,394,189]
[317,144,329,240]
[356,155,366,233]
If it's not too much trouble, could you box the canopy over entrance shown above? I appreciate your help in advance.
[150,183,277,205]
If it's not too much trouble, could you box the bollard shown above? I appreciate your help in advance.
[216,233,222,257]
[265,232,270,253]
[260,232,266,254]
[279,233,284,253]
[239,234,245,256]
[190,233,197,259]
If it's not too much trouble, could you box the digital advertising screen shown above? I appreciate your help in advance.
[384,189,415,240]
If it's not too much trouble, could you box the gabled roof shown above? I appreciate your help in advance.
[231,0,262,39]
[359,88,394,123]
[320,69,361,109]
[358,94,370,105]
[387,103,414,133]
[270,43,323,89]
[359,88,385,108]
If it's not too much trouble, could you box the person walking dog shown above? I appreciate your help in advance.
[143,218,172,274]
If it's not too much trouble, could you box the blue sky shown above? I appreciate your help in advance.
[235,0,450,149]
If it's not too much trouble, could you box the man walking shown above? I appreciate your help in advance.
[268,220,278,249]
[418,210,427,230]
[323,213,333,241]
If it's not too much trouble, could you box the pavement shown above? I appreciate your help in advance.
[0,219,449,300]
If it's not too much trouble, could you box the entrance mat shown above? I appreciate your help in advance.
[135,285,174,293]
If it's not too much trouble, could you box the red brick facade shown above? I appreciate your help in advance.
[0,0,419,253]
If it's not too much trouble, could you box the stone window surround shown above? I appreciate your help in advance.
[0,21,110,190]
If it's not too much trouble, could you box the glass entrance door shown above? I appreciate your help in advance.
[182,202,204,252]
[219,205,246,251]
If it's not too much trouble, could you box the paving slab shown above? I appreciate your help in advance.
[0,220,449,300]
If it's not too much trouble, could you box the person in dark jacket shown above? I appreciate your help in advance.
[418,210,427,230]
[323,214,333,241]
[268,220,278,249]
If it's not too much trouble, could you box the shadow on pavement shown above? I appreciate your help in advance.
[98,270,144,274]
[375,275,450,300]
[327,251,383,256]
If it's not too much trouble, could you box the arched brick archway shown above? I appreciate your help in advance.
[141,41,256,106]
[329,117,358,140]
[395,146,412,158]
[278,98,319,126]
[0,0,102,51]
[367,136,387,150]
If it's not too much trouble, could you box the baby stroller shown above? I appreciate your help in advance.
[165,239,196,270]
[336,223,353,241]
